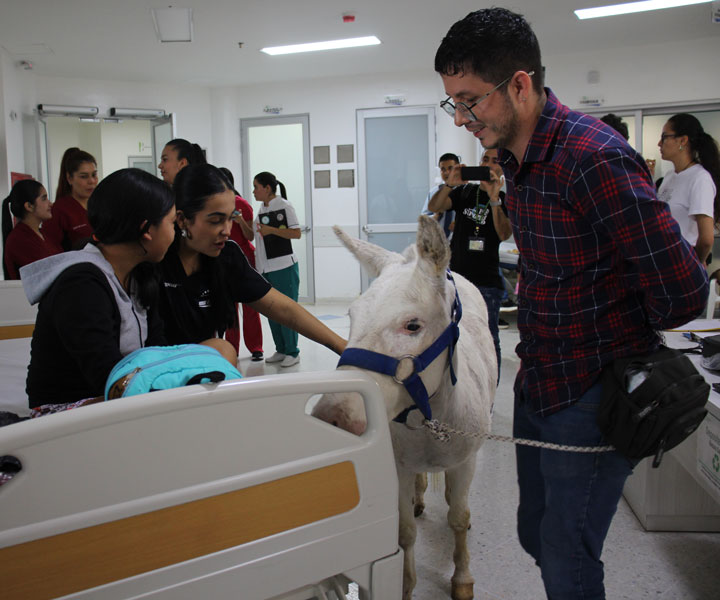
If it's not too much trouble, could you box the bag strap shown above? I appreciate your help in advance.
[186,371,227,386]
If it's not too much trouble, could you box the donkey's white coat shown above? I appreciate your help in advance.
[312,217,496,600]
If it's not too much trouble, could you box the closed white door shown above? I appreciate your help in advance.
[357,106,435,291]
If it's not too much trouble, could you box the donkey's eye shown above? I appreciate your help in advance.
[405,320,422,333]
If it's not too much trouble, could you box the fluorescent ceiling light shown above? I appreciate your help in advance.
[575,0,713,20]
[151,7,193,42]
[261,36,381,56]
[37,104,99,117]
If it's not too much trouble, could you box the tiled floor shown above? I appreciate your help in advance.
[237,302,720,600]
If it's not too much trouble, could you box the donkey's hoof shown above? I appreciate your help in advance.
[414,502,425,517]
[451,581,474,600]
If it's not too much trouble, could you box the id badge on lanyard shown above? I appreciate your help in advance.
[468,236,485,252]
[469,186,489,252]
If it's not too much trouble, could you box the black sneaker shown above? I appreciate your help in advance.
[498,319,510,330]
[251,351,264,361]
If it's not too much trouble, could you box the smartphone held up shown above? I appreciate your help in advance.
[460,166,491,181]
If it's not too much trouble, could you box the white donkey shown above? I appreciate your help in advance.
[312,216,496,600]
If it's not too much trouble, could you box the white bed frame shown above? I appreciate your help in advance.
[0,280,37,416]
[0,281,37,338]
[0,371,402,599]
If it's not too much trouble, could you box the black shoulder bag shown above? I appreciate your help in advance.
[598,346,710,468]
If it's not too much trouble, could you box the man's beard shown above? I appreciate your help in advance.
[483,94,520,151]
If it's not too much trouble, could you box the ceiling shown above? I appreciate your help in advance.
[1,0,718,88]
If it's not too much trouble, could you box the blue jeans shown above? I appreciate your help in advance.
[477,286,503,383]
[513,380,635,600]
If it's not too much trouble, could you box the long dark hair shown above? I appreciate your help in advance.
[668,113,720,223]
[55,147,96,198]
[88,168,175,307]
[2,179,45,279]
[173,163,235,332]
[165,138,206,165]
[254,171,288,200]
[218,166,241,196]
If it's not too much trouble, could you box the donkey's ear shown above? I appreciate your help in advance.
[415,215,450,278]
[333,225,403,278]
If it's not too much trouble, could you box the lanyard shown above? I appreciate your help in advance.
[472,185,491,236]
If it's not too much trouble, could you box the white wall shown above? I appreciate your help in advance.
[0,46,38,276]
[45,116,81,197]
[44,117,154,192]
[544,36,720,109]
[100,119,152,176]
[3,34,719,294]
[209,36,720,300]
[210,70,476,300]
[0,46,37,190]
[34,75,214,160]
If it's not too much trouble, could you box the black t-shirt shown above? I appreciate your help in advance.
[26,263,165,407]
[449,185,507,289]
[158,241,271,344]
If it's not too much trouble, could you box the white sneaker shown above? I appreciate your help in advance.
[265,352,286,363]
[280,354,300,368]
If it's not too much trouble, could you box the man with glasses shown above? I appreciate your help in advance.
[435,8,709,599]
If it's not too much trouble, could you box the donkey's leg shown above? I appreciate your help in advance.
[445,454,477,600]
[398,467,418,600]
[414,472,428,517]
[444,470,452,506]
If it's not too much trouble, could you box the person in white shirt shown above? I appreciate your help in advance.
[253,171,303,367]
[657,113,720,264]
[420,152,459,238]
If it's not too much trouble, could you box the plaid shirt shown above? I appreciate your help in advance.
[500,90,709,415]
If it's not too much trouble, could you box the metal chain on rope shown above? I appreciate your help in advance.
[423,419,615,454]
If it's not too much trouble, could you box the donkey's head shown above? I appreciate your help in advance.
[313,216,456,433]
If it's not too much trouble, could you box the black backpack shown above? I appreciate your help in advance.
[598,346,710,468]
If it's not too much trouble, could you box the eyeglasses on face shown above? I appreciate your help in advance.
[440,70,535,122]
[659,133,679,142]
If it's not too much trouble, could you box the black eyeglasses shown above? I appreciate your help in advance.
[659,133,678,142]
[440,71,534,122]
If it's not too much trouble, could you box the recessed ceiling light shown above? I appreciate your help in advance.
[151,7,193,43]
[575,0,713,20]
[261,36,381,56]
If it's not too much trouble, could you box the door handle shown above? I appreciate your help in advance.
[301,225,311,233]
[362,225,373,234]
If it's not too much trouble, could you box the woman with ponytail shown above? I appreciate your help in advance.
[43,147,98,250]
[158,138,206,186]
[252,171,303,367]
[657,113,720,264]
[2,180,61,279]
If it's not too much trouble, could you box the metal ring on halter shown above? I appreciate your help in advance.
[403,410,426,431]
[393,355,418,384]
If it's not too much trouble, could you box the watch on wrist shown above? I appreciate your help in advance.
[489,199,502,207]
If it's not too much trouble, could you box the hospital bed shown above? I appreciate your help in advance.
[0,371,402,599]
[0,279,402,599]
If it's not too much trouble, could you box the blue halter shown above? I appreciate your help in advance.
[337,271,462,423]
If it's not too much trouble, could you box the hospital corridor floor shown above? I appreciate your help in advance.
[238,302,720,600]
